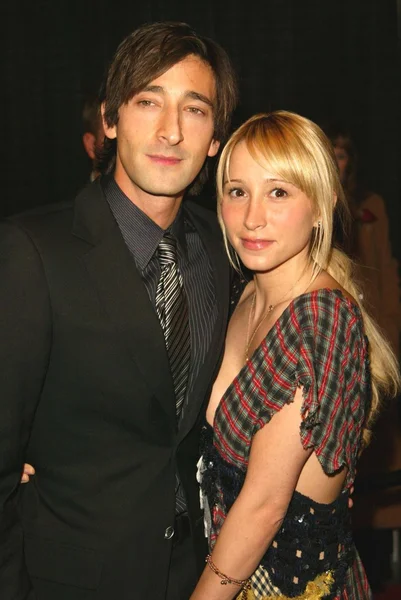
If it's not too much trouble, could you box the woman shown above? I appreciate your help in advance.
[330,128,400,356]
[190,112,400,600]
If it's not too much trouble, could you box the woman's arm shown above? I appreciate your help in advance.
[190,387,313,600]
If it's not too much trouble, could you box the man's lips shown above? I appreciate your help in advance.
[147,154,183,165]
[241,238,274,251]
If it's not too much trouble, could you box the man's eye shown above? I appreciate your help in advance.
[138,100,154,107]
[187,107,205,115]
[271,188,287,198]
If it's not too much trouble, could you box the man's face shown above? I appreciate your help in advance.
[103,55,220,210]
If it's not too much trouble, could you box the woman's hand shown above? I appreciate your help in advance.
[21,463,35,483]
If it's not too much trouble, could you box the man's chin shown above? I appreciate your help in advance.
[121,168,195,201]
[142,183,189,199]
[141,168,197,199]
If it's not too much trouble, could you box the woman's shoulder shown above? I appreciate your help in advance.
[287,286,364,343]
[292,286,359,311]
[291,272,361,319]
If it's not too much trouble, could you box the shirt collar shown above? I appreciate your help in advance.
[102,175,188,271]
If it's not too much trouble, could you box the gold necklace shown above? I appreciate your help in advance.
[245,274,305,360]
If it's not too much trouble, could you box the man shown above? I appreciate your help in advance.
[81,94,105,181]
[0,22,238,599]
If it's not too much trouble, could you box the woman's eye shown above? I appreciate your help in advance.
[227,187,245,198]
[138,100,154,107]
[271,188,287,198]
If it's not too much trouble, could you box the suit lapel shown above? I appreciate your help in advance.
[72,181,176,427]
[178,202,230,441]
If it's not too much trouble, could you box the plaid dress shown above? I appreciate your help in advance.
[198,289,372,599]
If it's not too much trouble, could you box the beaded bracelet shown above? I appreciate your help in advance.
[205,554,252,594]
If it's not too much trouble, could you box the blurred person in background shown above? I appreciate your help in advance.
[328,125,401,591]
[82,94,105,181]
[328,126,400,356]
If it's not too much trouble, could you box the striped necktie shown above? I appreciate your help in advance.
[155,233,191,420]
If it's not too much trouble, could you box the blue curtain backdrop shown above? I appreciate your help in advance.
[2,0,399,255]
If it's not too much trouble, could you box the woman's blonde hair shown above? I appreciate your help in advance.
[217,111,400,446]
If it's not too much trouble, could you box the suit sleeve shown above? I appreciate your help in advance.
[0,221,52,598]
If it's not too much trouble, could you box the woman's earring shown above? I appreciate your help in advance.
[317,220,322,229]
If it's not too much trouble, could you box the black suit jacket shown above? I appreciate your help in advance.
[0,180,230,599]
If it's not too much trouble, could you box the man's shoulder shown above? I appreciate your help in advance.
[6,180,103,238]
[5,201,73,244]
[10,200,73,224]
[0,201,74,273]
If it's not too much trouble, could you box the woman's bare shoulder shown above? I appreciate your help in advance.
[308,271,356,305]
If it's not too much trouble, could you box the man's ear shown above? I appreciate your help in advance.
[207,138,220,158]
[101,102,117,140]
[82,132,96,160]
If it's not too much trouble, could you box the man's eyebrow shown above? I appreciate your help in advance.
[186,91,214,108]
[139,86,214,109]
[141,85,164,94]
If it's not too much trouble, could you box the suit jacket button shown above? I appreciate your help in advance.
[164,526,175,540]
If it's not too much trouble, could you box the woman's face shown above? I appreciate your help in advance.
[333,146,349,183]
[220,142,317,274]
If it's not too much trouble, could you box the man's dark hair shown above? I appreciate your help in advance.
[96,21,238,193]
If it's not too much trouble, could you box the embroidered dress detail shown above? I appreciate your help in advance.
[244,570,334,600]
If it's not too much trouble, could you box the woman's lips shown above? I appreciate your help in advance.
[241,238,273,251]
[147,154,183,165]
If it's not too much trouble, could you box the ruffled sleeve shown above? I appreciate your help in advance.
[246,289,370,486]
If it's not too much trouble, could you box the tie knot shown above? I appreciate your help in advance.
[158,233,178,268]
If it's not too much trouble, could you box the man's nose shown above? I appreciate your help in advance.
[157,106,184,146]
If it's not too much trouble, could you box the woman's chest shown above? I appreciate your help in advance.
[206,322,248,426]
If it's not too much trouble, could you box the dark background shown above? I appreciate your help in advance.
[2,0,400,255]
